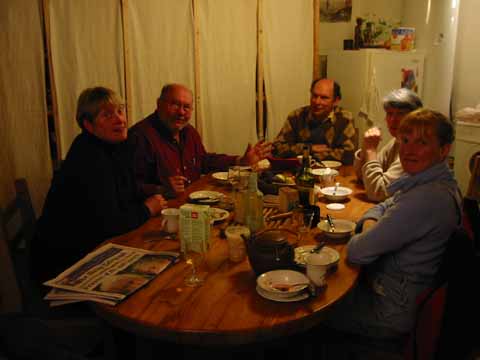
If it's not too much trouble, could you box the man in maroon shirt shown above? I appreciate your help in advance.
[130,83,272,198]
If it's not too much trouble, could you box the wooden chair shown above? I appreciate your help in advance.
[0,178,114,359]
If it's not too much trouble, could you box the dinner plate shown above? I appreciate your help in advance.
[209,207,229,224]
[212,172,229,183]
[188,190,224,204]
[294,245,340,268]
[256,285,309,302]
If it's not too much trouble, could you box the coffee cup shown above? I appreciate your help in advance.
[225,225,250,262]
[306,252,330,287]
[161,208,180,233]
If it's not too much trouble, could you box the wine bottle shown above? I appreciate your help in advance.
[296,145,315,206]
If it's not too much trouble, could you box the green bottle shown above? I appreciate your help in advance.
[296,145,315,206]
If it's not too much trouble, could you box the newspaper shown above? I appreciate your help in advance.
[44,243,179,306]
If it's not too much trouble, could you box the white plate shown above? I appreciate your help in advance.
[256,286,309,302]
[294,245,340,268]
[209,207,229,224]
[256,270,310,297]
[320,186,353,201]
[326,203,345,210]
[212,172,228,182]
[189,190,224,204]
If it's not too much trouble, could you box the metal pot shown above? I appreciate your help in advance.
[245,228,297,275]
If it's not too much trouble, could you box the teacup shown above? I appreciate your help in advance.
[161,208,180,233]
[306,252,331,287]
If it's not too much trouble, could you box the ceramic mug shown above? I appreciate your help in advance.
[306,252,330,287]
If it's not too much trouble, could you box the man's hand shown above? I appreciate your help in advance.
[144,194,168,216]
[238,140,272,165]
[168,175,188,194]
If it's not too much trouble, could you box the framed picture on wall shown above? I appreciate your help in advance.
[320,0,352,23]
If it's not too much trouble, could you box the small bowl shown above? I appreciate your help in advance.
[320,186,353,202]
[212,172,229,184]
[317,219,356,239]
[294,245,340,269]
[256,270,310,298]
[320,160,342,170]
[311,168,339,182]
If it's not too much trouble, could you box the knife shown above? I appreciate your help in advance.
[326,214,336,232]
[266,211,293,222]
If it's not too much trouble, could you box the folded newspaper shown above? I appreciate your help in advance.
[44,243,180,307]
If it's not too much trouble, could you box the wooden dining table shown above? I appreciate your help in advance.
[92,166,375,346]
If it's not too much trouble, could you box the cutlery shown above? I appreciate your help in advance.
[266,211,293,222]
[310,241,326,253]
[326,214,336,232]
[332,182,340,196]
[270,282,310,292]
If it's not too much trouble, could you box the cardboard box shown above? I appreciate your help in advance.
[179,204,211,254]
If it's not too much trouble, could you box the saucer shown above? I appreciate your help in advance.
[209,208,229,223]
[256,285,309,302]
[326,203,345,210]
[189,190,224,204]
[294,245,340,268]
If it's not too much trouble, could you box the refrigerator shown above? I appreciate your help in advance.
[326,49,425,148]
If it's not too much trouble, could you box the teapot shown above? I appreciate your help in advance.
[245,228,297,276]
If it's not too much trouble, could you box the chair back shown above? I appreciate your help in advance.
[406,227,476,360]
[0,178,37,313]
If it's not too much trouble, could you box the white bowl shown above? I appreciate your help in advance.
[320,186,353,201]
[311,168,339,181]
[212,172,229,183]
[294,245,340,269]
[256,270,310,298]
[317,219,356,239]
[320,160,342,169]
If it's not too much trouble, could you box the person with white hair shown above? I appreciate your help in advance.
[354,88,423,201]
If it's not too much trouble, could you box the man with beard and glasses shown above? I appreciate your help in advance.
[130,83,272,198]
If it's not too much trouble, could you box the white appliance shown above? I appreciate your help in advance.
[454,121,480,196]
[326,49,425,148]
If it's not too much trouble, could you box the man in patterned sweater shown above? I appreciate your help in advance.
[272,78,356,165]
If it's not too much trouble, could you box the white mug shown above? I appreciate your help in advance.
[306,252,330,287]
[161,208,180,233]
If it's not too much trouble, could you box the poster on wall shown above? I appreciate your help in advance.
[401,68,418,93]
[320,0,352,22]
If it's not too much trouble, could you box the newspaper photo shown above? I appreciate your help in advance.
[44,243,179,306]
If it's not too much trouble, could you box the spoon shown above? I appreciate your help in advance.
[271,282,310,292]
[310,241,326,253]
[326,214,336,233]
[332,182,340,196]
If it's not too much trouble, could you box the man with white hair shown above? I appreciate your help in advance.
[354,88,423,201]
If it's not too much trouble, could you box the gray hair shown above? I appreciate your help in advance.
[383,88,423,111]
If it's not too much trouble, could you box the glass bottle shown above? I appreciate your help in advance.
[296,145,315,207]
[245,172,264,233]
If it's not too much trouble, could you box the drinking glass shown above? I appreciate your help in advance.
[184,239,205,287]
[293,206,309,242]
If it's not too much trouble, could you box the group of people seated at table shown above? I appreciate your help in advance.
[31,79,462,347]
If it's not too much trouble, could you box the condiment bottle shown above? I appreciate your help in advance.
[245,172,264,233]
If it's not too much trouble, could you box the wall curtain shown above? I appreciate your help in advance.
[263,0,314,141]
[126,0,195,125]
[48,0,125,159]
[198,0,258,154]
[0,0,51,215]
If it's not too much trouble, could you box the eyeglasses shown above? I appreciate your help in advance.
[164,100,193,112]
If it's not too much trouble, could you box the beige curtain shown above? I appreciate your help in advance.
[48,0,125,159]
[0,0,51,313]
[126,0,195,125]
[263,0,313,141]
[197,0,258,155]
[0,0,52,216]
